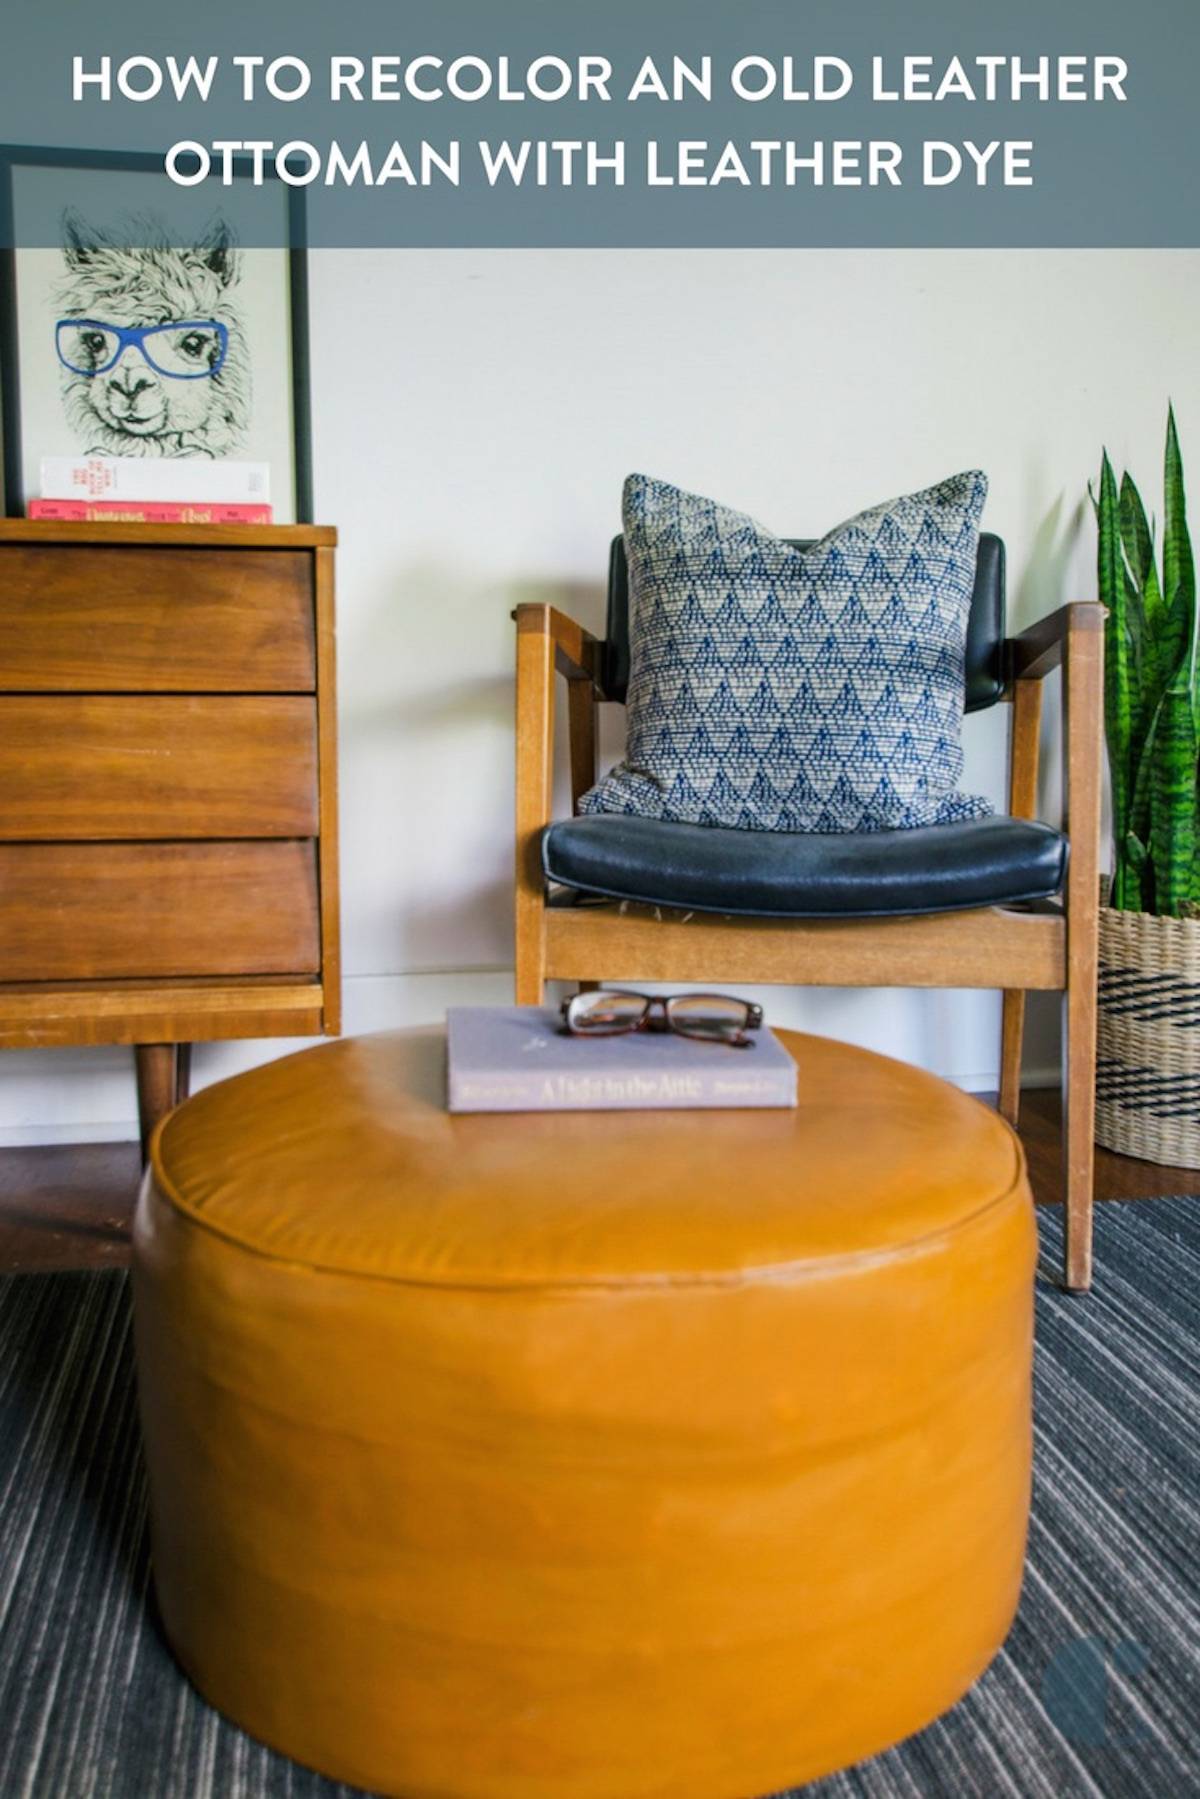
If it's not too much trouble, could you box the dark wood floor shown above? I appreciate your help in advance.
[0,1140,141,1273]
[1,1090,1197,1275]
[1015,1089,1200,1207]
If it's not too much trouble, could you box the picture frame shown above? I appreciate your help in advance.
[0,145,313,521]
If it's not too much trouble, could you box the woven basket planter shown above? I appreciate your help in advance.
[1096,902,1200,1167]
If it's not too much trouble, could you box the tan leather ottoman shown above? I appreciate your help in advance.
[132,1028,1036,1799]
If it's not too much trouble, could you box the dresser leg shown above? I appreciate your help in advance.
[136,1043,179,1164]
[175,1043,192,1106]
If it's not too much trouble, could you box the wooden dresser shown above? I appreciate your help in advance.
[0,521,340,1151]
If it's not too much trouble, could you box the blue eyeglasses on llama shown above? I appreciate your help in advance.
[55,319,230,380]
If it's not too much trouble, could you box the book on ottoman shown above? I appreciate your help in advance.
[446,1005,797,1113]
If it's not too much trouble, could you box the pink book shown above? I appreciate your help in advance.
[28,499,273,524]
[446,1006,797,1113]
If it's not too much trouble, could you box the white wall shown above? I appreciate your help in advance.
[5,248,1198,1142]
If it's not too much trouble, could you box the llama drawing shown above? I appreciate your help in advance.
[52,211,251,458]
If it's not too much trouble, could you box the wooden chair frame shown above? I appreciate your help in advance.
[515,599,1105,1290]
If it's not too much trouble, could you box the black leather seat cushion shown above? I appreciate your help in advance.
[543,814,1067,919]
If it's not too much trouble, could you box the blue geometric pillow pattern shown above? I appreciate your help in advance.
[579,471,993,833]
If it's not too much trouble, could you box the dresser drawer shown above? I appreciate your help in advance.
[0,696,318,839]
[0,545,315,691]
[0,841,320,980]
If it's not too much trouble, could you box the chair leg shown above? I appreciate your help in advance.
[514,890,546,1004]
[513,853,547,1004]
[999,990,1025,1126]
[514,612,554,1008]
[1062,969,1097,1293]
[514,952,545,1006]
[1060,602,1103,1292]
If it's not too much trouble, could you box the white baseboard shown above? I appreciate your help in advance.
[0,1121,142,1148]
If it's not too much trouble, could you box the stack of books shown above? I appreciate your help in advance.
[446,1006,798,1113]
[28,456,272,525]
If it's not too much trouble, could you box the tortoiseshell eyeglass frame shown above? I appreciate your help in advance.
[560,990,763,1048]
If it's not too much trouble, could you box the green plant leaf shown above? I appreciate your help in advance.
[1119,473,1165,727]
[1095,413,1196,916]
[1126,707,1159,913]
[1163,403,1198,709]
[1120,471,1156,587]
[1150,660,1199,916]
[1098,449,1135,904]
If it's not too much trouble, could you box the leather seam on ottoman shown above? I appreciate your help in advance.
[144,1141,1028,1294]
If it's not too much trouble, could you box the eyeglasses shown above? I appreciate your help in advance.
[561,990,764,1048]
[55,318,230,380]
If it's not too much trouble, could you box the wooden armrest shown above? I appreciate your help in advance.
[1004,603,1105,839]
[513,602,601,685]
[1006,601,1106,682]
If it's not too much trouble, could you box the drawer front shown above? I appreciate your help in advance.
[0,842,320,980]
[0,546,315,691]
[0,697,318,840]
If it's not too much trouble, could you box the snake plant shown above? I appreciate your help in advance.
[1093,407,1198,916]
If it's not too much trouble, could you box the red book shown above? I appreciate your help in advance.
[27,499,274,524]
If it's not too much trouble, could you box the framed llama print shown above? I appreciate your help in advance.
[0,146,312,521]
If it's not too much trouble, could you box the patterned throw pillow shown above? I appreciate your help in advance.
[579,471,993,833]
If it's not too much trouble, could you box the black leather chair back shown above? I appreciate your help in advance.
[602,532,1006,712]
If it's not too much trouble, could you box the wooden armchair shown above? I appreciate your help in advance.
[515,535,1104,1290]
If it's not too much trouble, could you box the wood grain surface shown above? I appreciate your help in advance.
[0,696,318,839]
[544,902,1067,991]
[0,978,325,1048]
[0,841,320,981]
[0,544,316,691]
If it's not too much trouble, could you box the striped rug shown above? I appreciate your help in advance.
[1,1200,1197,1798]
